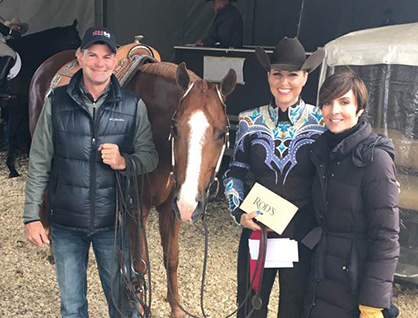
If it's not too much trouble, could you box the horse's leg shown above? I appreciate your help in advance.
[156,199,184,318]
[5,97,21,178]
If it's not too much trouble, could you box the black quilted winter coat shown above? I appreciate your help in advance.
[302,122,400,318]
[49,71,137,234]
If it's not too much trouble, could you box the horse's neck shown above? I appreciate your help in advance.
[133,71,181,122]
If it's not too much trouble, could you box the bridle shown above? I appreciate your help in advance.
[165,81,268,318]
[168,81,230,204]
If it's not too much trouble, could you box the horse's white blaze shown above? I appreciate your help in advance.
[178,110,209,217]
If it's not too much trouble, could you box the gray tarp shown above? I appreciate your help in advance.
[0,0,94,36]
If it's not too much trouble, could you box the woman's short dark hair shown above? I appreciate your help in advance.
[318,71,368,113]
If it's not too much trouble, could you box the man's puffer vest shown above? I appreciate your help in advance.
[49,71,137,233]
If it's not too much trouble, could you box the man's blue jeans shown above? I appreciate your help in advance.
[51,225,132,318]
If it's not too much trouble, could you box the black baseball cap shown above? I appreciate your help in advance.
[80,27,117,53]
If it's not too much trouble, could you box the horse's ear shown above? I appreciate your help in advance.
[176,62,190,91]
[72,19,78,28]
[220,69,237,97]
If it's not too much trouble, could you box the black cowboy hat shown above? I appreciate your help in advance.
[255,37,325,73]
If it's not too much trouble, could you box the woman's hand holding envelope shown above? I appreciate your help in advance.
[240,211,262,231]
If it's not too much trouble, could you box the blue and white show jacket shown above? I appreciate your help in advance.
[224,100,326,230]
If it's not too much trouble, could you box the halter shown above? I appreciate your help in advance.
[168,81,230,201]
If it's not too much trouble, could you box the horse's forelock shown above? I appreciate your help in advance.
[196,80,209,93]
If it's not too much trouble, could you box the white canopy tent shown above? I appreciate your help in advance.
[320,23,418,69]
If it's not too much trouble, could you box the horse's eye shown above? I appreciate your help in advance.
[172,125,178,136]
[218,131,226,140]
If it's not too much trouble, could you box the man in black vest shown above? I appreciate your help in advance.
[23,27,158,318]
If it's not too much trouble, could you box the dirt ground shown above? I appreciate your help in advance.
[1,150,417,318]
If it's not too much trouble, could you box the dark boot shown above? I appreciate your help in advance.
[0,56,15,100]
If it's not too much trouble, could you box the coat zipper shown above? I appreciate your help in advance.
[90,102,97,233]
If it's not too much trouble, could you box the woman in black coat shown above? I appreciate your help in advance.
[302,72,400,318]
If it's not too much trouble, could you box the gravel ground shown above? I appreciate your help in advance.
[1,150,417,318]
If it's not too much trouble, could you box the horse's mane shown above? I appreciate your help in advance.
[140,62,201,82]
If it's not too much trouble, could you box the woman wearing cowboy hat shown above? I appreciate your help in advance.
[224,37,326,318]
[0,17,28,99]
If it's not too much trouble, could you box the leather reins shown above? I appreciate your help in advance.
[111,155,152,318]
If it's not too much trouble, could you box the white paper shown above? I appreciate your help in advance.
[264,260,294,268]
[203,56,245,84]
[248,238,299,268]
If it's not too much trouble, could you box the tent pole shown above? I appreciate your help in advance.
[296,0,306,38]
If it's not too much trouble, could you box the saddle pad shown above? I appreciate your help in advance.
[50,42,161,90]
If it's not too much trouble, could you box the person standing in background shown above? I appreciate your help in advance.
[195,0,243,48]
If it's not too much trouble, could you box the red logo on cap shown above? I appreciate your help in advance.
[92,30,111,38]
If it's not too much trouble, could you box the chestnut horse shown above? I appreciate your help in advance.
[29,50,236,318]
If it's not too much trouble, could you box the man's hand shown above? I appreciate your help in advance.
[24,221,49,247]
[240,211,262,231]
[98,143,126,170]
[194,39,204,46]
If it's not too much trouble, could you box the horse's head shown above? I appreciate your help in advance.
[171,62,236,223]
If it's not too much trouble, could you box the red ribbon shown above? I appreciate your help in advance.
[249,230,264,291]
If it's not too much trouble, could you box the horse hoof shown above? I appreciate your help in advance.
[48,254,55,265]
[171,309,186,318]
[8,170,20,178]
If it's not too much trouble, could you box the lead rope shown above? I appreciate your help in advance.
[166,196,268,318]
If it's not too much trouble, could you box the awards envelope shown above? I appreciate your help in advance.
[240,182,298,235]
